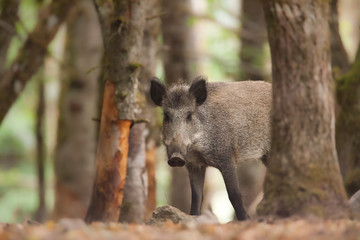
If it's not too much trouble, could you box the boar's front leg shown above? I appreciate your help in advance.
[220,165,249,221]
[187,165,206,216]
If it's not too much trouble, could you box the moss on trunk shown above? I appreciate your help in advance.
[259,0,349,219]
[336,54,360,196]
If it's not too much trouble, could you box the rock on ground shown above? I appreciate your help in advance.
[146,205,219,226]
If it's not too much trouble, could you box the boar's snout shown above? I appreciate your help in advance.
[168,153,185,167]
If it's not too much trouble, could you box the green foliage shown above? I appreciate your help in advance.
[6,0,38,68]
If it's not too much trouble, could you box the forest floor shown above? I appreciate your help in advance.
[1,218,360,240]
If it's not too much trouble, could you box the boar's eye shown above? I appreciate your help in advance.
[186,112,193,122]
[164,112,170,122]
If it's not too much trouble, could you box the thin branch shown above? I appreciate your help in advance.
[0,0,20,74]
[0,0,74,124]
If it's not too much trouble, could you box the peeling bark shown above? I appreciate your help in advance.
[260,0,349,218]
[85,0,146,223]
[119,123,147,223]
[0,0,73,124]
[85,81,131,222]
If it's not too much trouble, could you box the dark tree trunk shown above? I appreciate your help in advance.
[34,74,46,222]
[0,0,20,74]
[161,0,192,214]
[53,0,101,220]
[0,0,73,124]
[85,0,146,223]
[329,0,350,77]
[260,0,349,218]
[336,45,360,197]
[239,0,267,80]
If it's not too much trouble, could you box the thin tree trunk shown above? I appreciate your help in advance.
[161,0,192,214]
[239,0,267,80]
[53,0,101,220]
[145,145,157,219]
[34,74,46,222]
[336,44,360,196]
[85,0,146,223]
[260,0,349,218]
[142,0,161,220]
[0,0,73,124]
[0,0,20,74]
[329,0,350,77]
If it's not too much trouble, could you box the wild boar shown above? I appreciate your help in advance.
[150,76,271,220]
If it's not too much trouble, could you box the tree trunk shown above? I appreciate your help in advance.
[0,0,73,124]
[85,81,131,222]
[52,0,102,220]
[140,0,161,221]
[0,0,20,74]
[85,0,146,223]
[336,45,360,197]
[239,0,267,80]
[34,74,46,222]
[329,0,350,77]
[260,0,349,218]
[161,0,192,214]
[119,123,147,223]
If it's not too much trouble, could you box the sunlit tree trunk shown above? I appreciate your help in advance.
[161,0,192,214]
[260,0,349,218]
[239,0,267,80]
[85,0,146,223]
[52,0,102,220]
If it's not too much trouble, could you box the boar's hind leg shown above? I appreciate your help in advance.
[220,165,249,221]
[187,165,206,215]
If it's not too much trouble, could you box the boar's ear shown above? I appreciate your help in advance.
[150,77,166,106]
[189,77,207,105]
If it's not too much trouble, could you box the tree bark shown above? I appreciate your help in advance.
[239,0,267,80]
[85,81,131,222]
[0,0,73,124]
[119,123,147,223]
[140,0,161,221]
[0,0,20,74]
[336,44,360,196]
[260,0,349,218]
[53,0,102,220]
[85,0,146,223]
[34,74,46,222]
[161,0,192,214]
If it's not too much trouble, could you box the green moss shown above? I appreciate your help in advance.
[128,62,143,71]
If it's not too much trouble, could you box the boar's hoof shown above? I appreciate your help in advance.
[168,157,185,167]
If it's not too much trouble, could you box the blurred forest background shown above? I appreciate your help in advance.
[0,0,359,224]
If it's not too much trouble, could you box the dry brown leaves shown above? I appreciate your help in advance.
[1,218,360,240]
